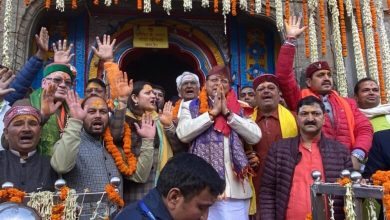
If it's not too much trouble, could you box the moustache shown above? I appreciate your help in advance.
[304,121,317,126]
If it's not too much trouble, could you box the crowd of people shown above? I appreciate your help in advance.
[0,16,389,220]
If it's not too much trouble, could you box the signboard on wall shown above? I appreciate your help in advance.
[133,26,169,48]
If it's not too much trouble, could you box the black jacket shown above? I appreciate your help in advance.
[114,188,173,220]
[364,129,390,178]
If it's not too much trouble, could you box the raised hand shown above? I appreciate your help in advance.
[65,90,86,121]
[134,113,156,139]
[53,39,75,64]
[115,72,133,99]
[0,68,16,98]
[35,27,49,60]
[159,101,173,127]
[91,35,116,62]
[285,16,307,38]
[41,83,62,118]
[220,85,229,116]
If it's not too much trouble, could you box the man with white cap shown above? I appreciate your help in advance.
[172,71,200,120]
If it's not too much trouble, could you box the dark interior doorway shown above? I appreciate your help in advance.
[121,45,201,101]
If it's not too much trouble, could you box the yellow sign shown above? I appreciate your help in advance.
[133,26,169,48]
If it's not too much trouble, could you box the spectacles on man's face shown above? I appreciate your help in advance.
[207,77,229,85]
[46,77,73,88]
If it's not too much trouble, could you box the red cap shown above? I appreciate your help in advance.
[208,65,231,81]
[253,74,280,90]
[305,61,331,78]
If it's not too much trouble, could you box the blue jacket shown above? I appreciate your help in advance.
[364,129,390,178]
[5,56,43,105]
[114,188,173,220]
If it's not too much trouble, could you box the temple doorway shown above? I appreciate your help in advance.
[120,45,203,101]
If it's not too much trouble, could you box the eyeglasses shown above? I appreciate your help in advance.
[207,77,230,85]
[46,77,73,88]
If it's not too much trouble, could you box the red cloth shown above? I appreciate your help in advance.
[285,140,324,220]
[214,89,241,136]
[275,44,373,154]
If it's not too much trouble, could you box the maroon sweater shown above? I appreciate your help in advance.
[259,135,353,220]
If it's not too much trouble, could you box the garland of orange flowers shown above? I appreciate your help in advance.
[355,0,367,66]
[104,123,137,176]
[266,0,271,16]
[114,0,119,4]
[303,0,310,58]
[71,0,77,9]
[214,0,218,13]
[285,0,290,21]
[51,186,69,220]
[45,0,51,9]
[319,0,326,55]
[337,176,352,186]
[137,0,142,10]
[232,0,237,16]
[155,0,161,4]
[0,188,26,203]
[372,170,390,219]
[338,0,348,57]
[199,87,209,114]
[172,99,182,120]
[249,0,255,15]
[24,0,30,5]
[105,184,124,209]
[93,0,99,5]
[305,213,312,220]
[370,0,387,103]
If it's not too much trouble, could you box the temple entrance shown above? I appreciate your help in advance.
[120,45,202,101]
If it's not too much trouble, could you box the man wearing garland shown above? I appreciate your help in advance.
[0,106,57,192]
[354,77,390,133]
[247,74,298,219]
[50,79,156,218]
[176,65,261,220]
[260,96,353,220]
[275,16,373,170]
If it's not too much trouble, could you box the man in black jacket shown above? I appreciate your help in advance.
[114,153,225,220]
[260,96,353,220]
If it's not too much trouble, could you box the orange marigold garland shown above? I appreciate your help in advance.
[137,0,142,10]
[370,0,387,103]
[285,0,290,21]
[45,0,51,9]
[114,0,119,4]
[305,213,312,220]
[303,0,310,58]
[71,0,77,9]
[104,123,137,176]
[214,0,219,13]
[93,0,99,5]
[105,184,125,209]
[232,0,237,16]
[0,188,26,203]
[51,186,69,220]
[199,87,209,114]
[249,0,255,15]
[372,170,390,219]
[266,0,271,16]
[338,0,348,57]
[319,0,326,55]
[355,0,367,65]
[337,176,352,186]
[24,0,30,6]
[172,99,182,120]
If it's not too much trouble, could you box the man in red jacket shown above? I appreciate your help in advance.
[275,16,373,170]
